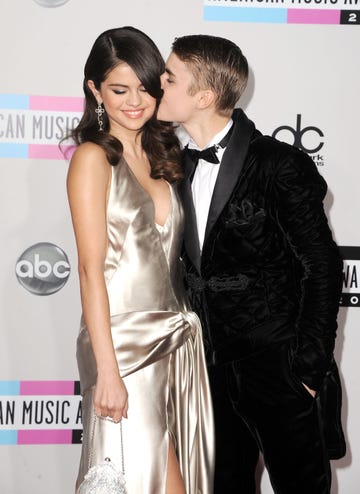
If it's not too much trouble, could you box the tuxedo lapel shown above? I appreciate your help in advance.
[179,153,201,273]
[203,110,255,245]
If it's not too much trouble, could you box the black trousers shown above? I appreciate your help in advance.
[208,341,331,494]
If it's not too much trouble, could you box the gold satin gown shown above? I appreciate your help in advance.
[76,158,215,493]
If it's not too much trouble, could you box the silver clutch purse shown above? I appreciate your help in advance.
[77,416,127,494]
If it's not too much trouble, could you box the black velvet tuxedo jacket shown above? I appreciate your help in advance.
[179,109,346,458]
[179,108,343,392]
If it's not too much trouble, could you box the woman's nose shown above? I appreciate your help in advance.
[127,90,141,106]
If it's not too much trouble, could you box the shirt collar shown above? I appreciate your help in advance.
[186,118,233,151]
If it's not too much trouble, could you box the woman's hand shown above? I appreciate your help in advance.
[94,370,129,422]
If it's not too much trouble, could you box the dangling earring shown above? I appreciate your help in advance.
[95,103,105,131]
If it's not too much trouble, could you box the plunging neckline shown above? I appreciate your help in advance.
[155,189,172,232]
[122,158,172,228]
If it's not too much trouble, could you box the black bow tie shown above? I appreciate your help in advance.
[185,124,233,165]
[186,146,220,164]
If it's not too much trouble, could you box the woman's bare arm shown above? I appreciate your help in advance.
[67,142,128,421]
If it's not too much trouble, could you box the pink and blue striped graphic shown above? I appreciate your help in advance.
[0,380,81,445]
[204,4,360,24]
[0,94,83,160]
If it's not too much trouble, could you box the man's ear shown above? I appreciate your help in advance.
[197,89,215,110]
[87,80,102,105]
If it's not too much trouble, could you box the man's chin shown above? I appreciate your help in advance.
[157,113,170,122]
[157,105,172,122]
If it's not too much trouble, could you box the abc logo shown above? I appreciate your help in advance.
[15,242,70,296]
[33,0,70,7]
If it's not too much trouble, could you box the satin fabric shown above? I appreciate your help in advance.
[76,158,214,493]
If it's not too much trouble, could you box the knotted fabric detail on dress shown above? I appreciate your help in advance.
[77,310,198,395]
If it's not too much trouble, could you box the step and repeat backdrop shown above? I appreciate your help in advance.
[0,0,359,492]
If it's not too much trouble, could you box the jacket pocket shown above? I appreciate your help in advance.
[224,198,266,230]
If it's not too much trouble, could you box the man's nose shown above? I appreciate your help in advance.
[160,72,166,90]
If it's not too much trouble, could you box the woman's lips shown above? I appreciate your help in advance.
[122,109,144,118]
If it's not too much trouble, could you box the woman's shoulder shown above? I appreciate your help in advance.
[69,142,111,173]
[71,141,107,162]
[68,142,112,186]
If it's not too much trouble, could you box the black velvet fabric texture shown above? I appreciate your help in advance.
[209,342,332,494]
[179,108,346,475]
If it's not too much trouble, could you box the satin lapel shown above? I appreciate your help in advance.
[179,154,201,273]
[203,111,255,245]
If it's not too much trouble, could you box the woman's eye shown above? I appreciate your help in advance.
[113,89,126,95]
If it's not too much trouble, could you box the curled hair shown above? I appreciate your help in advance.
[172,34,248,116]
[67,27,182,183]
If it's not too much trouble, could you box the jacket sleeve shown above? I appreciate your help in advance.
[273,147,343,390]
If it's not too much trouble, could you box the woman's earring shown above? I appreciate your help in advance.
[95,103,105,131]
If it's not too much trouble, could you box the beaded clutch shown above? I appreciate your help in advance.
[77,458,126,494]
[77,416,126,494]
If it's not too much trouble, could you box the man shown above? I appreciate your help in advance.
[158,34,346,494]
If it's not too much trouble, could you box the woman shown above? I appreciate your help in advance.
[66,27,214,493]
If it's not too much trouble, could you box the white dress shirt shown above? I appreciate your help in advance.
[187,119,233,252]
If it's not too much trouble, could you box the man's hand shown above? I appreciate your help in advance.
[303,383,316,398]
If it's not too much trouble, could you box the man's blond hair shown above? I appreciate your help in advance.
[172,34,248,116]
